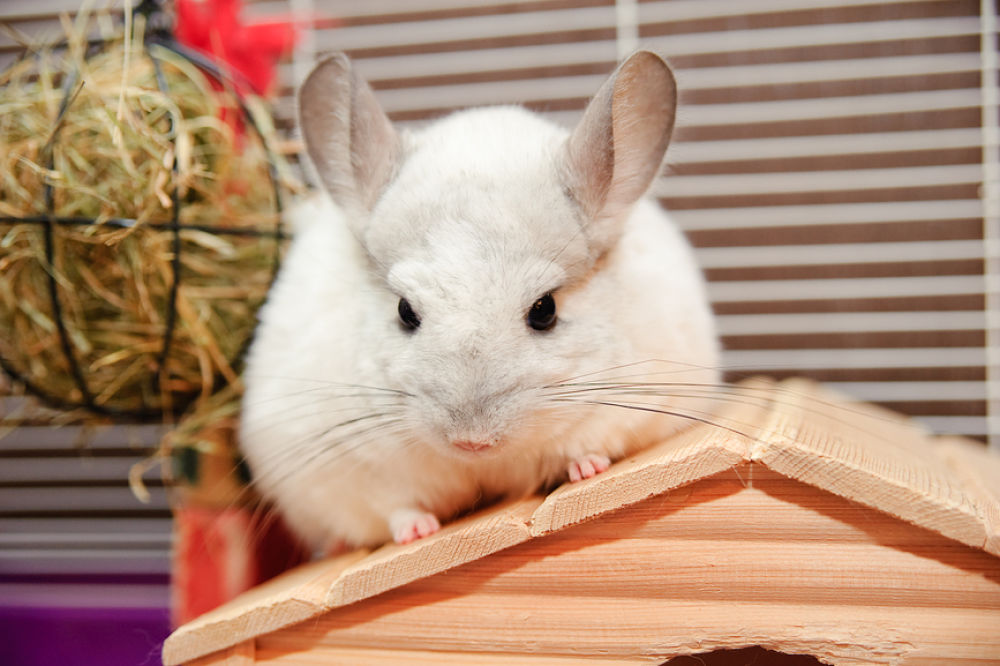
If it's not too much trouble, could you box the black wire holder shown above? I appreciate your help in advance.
[0,12,288,422]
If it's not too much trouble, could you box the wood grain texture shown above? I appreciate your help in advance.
[6,2,997,601]
[187,641,254,666]
[325,495,540,607]
[254,646,658,665]
[163,551,369,666]
[164,381,1000,665]
[933,436,1000,556]
[247,471,1000,665]
[755,379,994,551]
[530,380,770,535]
[261,601,1000,664]
[163,497,540,665]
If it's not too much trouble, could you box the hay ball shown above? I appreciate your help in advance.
[0,33,287,419]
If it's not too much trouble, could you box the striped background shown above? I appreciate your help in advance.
[1,0,997,617]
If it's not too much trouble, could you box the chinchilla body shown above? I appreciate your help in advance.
[240,52,720,550]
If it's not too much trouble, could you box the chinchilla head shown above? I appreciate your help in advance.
[296,51,679,458]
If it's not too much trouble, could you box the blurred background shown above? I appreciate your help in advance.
[1,0,998,663]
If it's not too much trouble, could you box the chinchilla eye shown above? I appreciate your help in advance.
[398,297,421,331]
[527,292,557,331]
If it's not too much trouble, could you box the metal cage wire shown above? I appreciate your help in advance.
[0,20,287,421]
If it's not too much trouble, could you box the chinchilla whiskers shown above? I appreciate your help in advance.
[242,373,416,398]
[540,382,769,415]
[285,420,410,482]
[169,406,407,505]
[550,358,721,385]
[545,379,909,446]
[550,359,907,431]
[540,222,589,277]
[240,393,408,441]
[258,410,405,467]
[542,380,753,399]
[244,410,398,464]
[547,365,882,419]
[550,357,834,386]
[548,396,758,440]
[248,414,410,488]
[211,414,411,514]
[243,385,414,410]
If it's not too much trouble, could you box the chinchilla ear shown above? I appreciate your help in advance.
[564,50,677,252]
[298,53,401,222]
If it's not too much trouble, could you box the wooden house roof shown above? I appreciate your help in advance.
[163,378,1000,665]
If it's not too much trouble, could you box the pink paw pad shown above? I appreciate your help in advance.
[391,512,441,545]
[324,539,349,558]
[567,453,611,483]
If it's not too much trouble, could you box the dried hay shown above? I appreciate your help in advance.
[0,11,294,421]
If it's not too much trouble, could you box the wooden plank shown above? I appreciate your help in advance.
[226,641,255,666]
[254,646,657,665]
[753,378,991,551]
[405,472,1000,609]
[253,473,1000,664]
[529,380,769,535]
[165,382,1000,665]
[163,497,541,664]
[934,435,1000,556]
[326,495,541,608]
[162,551,369,666]
[261,600,1000,663]
[188,641,254,666]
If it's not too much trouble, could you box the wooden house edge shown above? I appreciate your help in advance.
[161,440,751,665]
[163,382,1000,665]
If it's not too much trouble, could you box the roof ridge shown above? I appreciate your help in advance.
[163,378,1000,666]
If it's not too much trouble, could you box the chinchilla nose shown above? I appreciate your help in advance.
[452,438,493,452]
[428,372,520,448]
[420,330,526,441]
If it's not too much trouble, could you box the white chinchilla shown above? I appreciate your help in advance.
[240,50,720,551]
